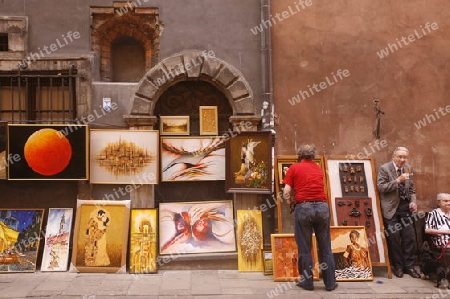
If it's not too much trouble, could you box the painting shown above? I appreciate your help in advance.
[41,208,73,272]
[90,130,159,184]
[159,200,236,255]
[263,250,273,275]
[199,106,218,135]
[270,234,319,282]
[225,131,272,194]
[324,155,391,277]
[7,124,88,180]
[331,226,373,281]
[0,209,45,273]
[0,121,7,179]
[129,209,158,274]
[274,155,328,233]
[161,137,225,182]
[160,116,190,136]
[236,210,263,272]
[70,200,130,273]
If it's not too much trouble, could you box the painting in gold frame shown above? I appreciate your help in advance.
[270,233,319,282]
[237,210,263,272]
[89,130,159,184]
[199,106,218,135]
[70,199,130,273]
[161,136,225,182]
[129,209,158,274]
[263,250,273,275]
[331,226,373,281]
[160,116,190,136]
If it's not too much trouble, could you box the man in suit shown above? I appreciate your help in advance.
[377,146,420,278]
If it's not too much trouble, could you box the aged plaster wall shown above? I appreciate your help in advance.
[272,0,450,211]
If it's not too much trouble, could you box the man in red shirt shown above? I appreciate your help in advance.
[283,144,337,291]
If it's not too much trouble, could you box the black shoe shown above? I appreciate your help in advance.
[405,269,421,278]
[326,283,338,291]
[394,268,404,278]
[296,282,314,291]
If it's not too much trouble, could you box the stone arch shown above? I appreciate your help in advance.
[124,49,256,125]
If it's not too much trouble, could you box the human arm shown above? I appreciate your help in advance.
[283,184,293,205]
[425,228,450,235]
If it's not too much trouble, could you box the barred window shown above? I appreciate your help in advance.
[0,69,77,123]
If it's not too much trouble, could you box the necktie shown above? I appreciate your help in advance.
[397,168,406,200]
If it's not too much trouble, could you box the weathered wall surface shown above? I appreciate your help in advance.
[272,0,450,211]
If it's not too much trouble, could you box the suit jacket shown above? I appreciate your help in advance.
[377,161,416,219]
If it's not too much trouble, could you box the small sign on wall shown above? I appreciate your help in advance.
[103,98,112,111]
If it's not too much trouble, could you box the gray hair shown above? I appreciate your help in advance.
[437,193,450,201]
[393,147,409,156]
[297,144,316,161]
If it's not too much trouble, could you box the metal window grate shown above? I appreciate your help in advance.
[0,33,8,51]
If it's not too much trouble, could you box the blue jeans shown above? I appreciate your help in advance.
[294,201,336,289]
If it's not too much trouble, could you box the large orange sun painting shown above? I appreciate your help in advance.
[24,128,73,176]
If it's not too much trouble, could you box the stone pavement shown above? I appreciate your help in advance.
[0,268,444,299]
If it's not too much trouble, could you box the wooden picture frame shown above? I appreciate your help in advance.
[0,121,7,179]
[7,124,88,180]
[89,130,159,184]
[324,155,391,278]
[270,233,319,282]
[199,106,218,135]
[161,136,225,182]
[70,199,130,273]
[237,210,263,272]
[274,155,328,233]
[331,226,373,281]
[41,208,73,272]
[225,131,272,194]
[263,250,273,275]
[159,200,236,255]
[0,209,45,273]
[129,209,158,274]
[160,116,190,136]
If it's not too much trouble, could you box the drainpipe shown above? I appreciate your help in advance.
[260,0,275,135]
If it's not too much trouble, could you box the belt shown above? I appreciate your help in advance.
[298,201,326,204]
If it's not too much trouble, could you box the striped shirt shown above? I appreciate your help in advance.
[425,208,450,248]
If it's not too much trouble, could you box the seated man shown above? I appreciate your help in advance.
[424,193,450,287]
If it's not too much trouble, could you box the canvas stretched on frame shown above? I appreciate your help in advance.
[70,199,130,273]
[237,210,263,272]
[41,208,73,272]
[160,116,190,136]
[199,106,218,135]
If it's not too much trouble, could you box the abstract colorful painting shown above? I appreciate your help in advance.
[129,209,158,274]
[70,200,130,273]
[237,210,263,272]
[90,130,159,184]
[161,137,225,182]
[159,200,235,255]
[0,209,45,273]
[7,124,88,180]
[41,208,73,272]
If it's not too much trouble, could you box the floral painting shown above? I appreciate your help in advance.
[225,131,272,193]
[237,210,263,272]
[159,201,236,255]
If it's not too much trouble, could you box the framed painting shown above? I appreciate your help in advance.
[263,250,273,275]
[129,209,158,274]
[0,209,45,273]
[161,136,225,182]
[274,155,328,233]
[70,199,130,273]
[324,155,391,277]
[237,210,263,272]
[225,131,272,194]
[160,116,190,136]
[159,200,236,255]
[0,121,7,179]
[270,233,319,282]
[331,226,373,281]
[199,106,218,136]
[41,208,73,272]
[7,124,88,180]
[90,130,159,184]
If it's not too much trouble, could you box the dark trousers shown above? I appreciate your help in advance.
[383,212,417,270]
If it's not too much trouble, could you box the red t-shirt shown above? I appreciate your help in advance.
[282,160,327,202]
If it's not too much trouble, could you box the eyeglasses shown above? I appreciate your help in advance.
[395,155,408,160]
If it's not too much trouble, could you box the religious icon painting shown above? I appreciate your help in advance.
[129,209,158,274]
[0,209,45,273]
[237,210,263,272]
[70,200,130,273]
[41,208,73,272]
